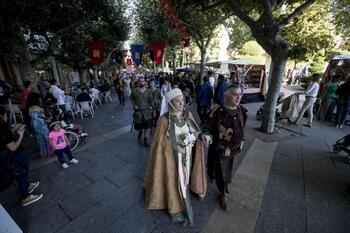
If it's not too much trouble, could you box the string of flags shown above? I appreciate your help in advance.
[87,0,189,67]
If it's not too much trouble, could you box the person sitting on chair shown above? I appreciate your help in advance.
[76,88,92,103]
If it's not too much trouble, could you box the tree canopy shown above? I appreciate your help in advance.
[135,0,183,46]
[331,0,350,45]
[284,0,336,66]
[0,0,130,74]
[226,17,252,57]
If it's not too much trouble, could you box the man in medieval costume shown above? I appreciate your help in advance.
[130,77,154,147]
[205,84,247,211]
[144,88,211,226]
[148,78,162,131]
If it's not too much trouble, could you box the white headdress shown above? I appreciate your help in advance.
[165,88,183,103]
[160,88,183,116]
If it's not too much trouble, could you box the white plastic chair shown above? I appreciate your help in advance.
[92,92,102,105]
[101,90,113,103]
[65,100,80,119]
[6,101,23,124]
[79,101,94,119]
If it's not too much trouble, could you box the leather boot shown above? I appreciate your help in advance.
[138,131,142,144]
[144,137,150,147]
[219,194,230,211]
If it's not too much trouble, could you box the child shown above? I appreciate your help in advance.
[48,121,79,168]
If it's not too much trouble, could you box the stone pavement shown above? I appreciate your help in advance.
[0,92,349,233]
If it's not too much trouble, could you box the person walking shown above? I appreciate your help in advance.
[144,88,210,226]
[204,84,247,211]
[130,77,154,147]
[196,76,213,123]
[214,75,227,106]
[115,78,125,106]
[335,75,350,128]
[292,73,320,127]
[0,106,43,206]
[148,79,162,130]
[317,74,340,121]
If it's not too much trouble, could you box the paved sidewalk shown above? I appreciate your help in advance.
[0,93,349,233]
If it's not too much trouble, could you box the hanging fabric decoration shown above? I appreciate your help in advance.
[184,38,190,47]
[130,44,144,66]
[160,0,190,47]
[151,44,165,65]
[88,42,104,65]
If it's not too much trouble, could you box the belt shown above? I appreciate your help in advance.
[305,96,316,98]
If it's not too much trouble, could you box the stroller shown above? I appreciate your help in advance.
[332,134,350,163]
[256,92,285,122]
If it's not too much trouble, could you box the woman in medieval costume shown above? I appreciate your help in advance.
[144,88,211,226]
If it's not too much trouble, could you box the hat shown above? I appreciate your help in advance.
[165,88,183,103]
[49,121,61,129]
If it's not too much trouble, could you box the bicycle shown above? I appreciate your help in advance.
[65,130,80,151]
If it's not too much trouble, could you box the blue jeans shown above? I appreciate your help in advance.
[14,151,30,199]
[336,103,350,125]
[54,146,74,164]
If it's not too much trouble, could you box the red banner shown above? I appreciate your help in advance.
[88,42,104,65]
[160,0,189,39]
[151,44,165,65]
[184,37,190,47]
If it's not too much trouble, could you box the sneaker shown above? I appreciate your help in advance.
[339,124,344,129]
[70,158,79,164]
[62,163,69,169]
[28,181,40,194]
[22,194,43,206]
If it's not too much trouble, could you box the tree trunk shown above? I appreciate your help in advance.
[153,61,157,74]
[50,56,61,85]
[161,49,165,73]
[261,53,288,133]
[199,47,207,84]
[93,67,99,83]
[78,69,88,84]
[14,25,36,82]
[172,47,177,76]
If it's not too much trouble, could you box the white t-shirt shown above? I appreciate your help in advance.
[305,82,319,97]
[49,85,65,105]
[90,87,100,98]
[209,76,215,88]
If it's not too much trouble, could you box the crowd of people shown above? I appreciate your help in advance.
[1,67,348,226]
[292,73,350,128]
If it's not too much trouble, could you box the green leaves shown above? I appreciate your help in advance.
[283,0,336,63]
[331,0,350,45]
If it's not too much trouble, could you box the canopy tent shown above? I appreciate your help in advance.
[204,60,253,69]
[332,54,350,60]
[176,67,194,73]
[194,60,254,76]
